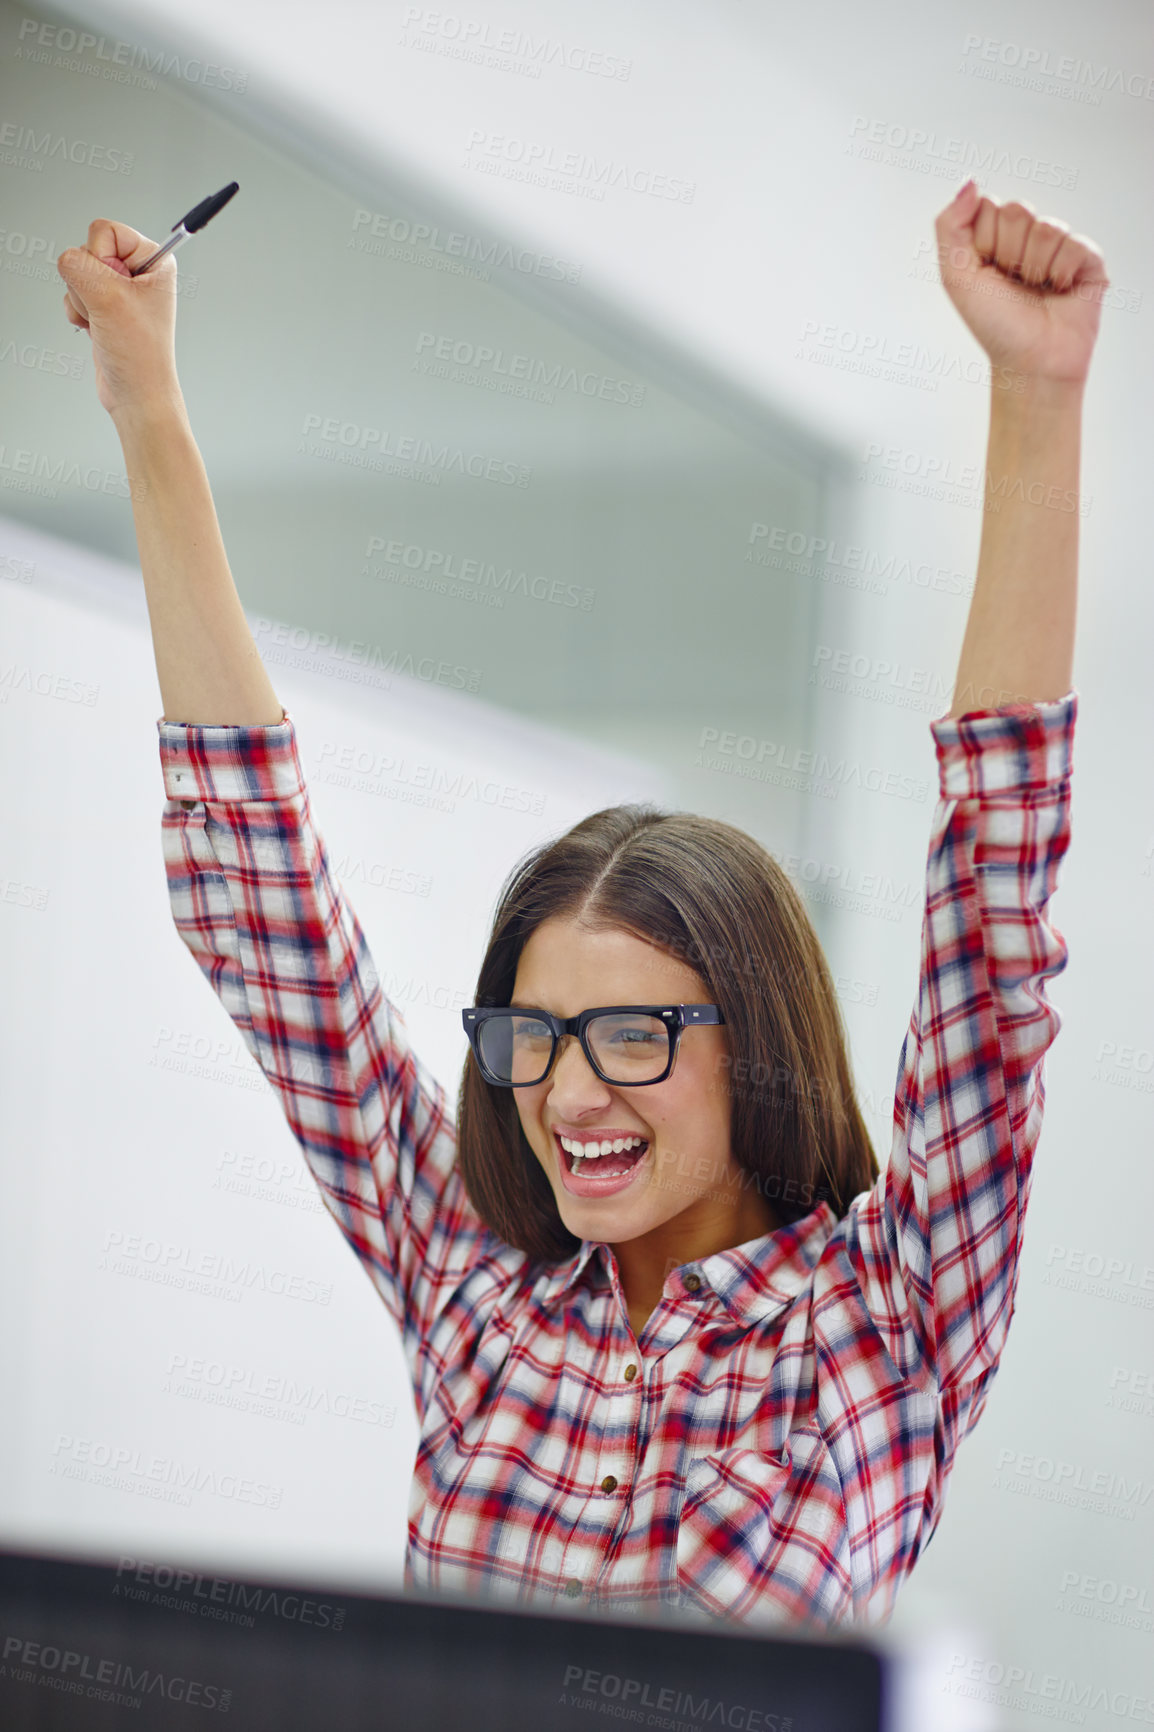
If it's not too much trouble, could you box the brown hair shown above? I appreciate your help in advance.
[456,803,879,1263]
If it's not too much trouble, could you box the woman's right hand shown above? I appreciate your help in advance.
[57,219,184,420]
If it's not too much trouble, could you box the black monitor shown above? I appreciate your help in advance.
[0,1543,902,1730]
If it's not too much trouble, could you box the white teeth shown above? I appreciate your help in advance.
[559,1133,646,1161]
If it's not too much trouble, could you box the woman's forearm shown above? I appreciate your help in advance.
[949,376,1085,718]
[115,399,285,727]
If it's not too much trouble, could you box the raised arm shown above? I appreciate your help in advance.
[935,180,1108,716]
[57,219,283,726]
[57,221,503,1387]
[818,184,1106,1402]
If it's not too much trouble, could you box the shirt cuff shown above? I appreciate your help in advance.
[157,709,305,805]
[929,689,1077,800]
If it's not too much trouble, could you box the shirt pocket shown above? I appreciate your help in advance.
[674,1423,853,1626]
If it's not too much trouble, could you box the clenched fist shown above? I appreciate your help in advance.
[934,181,1109,387]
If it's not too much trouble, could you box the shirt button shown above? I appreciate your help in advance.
[564,1579,582,1598]
[600,1476,618,1494]
[683,1272,703,1293]
[623,1364,638,1382]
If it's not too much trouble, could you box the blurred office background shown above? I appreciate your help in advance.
[1,0,1151,1717]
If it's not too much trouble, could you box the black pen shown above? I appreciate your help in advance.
[129,182,239,277]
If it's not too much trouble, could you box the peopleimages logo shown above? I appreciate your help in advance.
[350,207,582,283]
[746,523,972,597]
[15,17,248,92]
[693,726,932,803]
[412,330,646,406]
[164,1351,398,1430]
[50,1435,283,1510]
[1106,1365,1154,1417]
[298,414,531,487]
[942,1650,1154,1722]
[0,441,137,498]
[845,115,1078,189]
[99,1229,333,1306]
[315,740,547,815]
[859,440,1093,517]
[810,643,953,702]
[1056,1568,1153,1629]
[364,535,595,612]
[253,617,482,695]
[795,317,1025,392]
[559,1666,793,1729]
[992,1446,1153,1522]
[959,33,1154,102]
[0,338,84,379]
[114,1556,346,1630]
[463,130,696,202]
[773,848,919,923]
[400,9,632,80]
[0,119,133,173]
[1,1633,230,1714]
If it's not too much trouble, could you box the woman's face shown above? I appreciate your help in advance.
[509,915,777,1261]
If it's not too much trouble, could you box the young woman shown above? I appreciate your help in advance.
[58,178,1106,1629]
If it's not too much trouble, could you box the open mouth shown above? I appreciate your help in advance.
[553,1132,650,1195]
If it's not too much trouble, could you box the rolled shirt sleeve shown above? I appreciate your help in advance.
[828,690,1077,1396]
[156,709,499,1395]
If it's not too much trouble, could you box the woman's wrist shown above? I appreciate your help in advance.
[993,372,1086,414]
[110,384,190,443]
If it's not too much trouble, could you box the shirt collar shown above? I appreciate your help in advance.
[700,1202,837,1325]
[534,1202,837,1325]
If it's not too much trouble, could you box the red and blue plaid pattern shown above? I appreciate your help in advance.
[157,689,1076,1629]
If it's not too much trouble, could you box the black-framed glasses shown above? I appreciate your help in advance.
[461,1004,725,1088]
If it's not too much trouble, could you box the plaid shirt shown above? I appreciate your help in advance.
[157,689,1076,1630]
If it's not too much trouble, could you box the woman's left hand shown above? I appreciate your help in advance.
[934,181,1109,387]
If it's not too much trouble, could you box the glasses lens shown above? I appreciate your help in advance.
[478,1013,554,1085]
[587,1012,671,1083]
